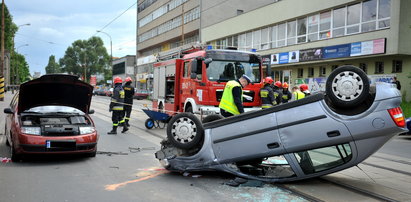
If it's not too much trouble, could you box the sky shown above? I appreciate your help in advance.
[8,0,137,75]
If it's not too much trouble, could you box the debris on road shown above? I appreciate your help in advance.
[97,151,128,156]
[128,147,156,153]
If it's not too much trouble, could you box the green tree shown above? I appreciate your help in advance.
[10,53,30,84]
[45,55,61,74]
[0,3,17,52]
[59,36,110,82]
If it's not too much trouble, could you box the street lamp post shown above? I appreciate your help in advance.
[10,23,30,89]
[96,30,113,76]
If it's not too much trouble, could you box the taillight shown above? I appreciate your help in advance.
[388,107,405,127]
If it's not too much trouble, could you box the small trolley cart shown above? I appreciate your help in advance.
[142,108,171,129]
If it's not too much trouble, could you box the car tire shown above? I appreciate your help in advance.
[326,65,370,108]
[11,145,22,162]
[145,119,155,129]
[202,114,224,123]
[167,112,204,149]
[87,150,97,158]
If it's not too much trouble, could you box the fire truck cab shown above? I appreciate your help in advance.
[152,47,263,116]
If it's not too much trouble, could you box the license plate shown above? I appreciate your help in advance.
[46,140,76,149]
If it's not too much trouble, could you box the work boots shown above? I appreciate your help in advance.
[107,126,118,135]
[121,125,129,133]
[125,120,130,127]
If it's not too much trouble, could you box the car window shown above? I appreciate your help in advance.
[294,143,352,174]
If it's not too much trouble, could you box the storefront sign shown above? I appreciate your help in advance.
[299,48,323,62]
[323,44,351,59]
[262,55,271,66]
[350,38,386,56]
[271,53,279,64]
[288,51,299,63]
[279,52,289,64]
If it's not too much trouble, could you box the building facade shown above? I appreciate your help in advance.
[136,0,277,90]
[202,0,411,101]
[112,55,136,86]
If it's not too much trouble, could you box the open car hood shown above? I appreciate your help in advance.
[18,74,93,114]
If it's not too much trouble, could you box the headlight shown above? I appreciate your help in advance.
[21,127,41,135]
[79,127,95,135]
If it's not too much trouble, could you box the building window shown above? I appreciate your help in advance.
[319,66,326,76]
[361,0,377,32]
[287,21,297,45]
[277,23,286,47]
[319,11,331,39]
[308,67,314,77]
[308,14,319,42]
[298,68,304,78]
[375,62,384,74]
[297,17,307,43]
[392,60,402,73]
[261,27,270,50]
[332,65,339,71]
[333,7,346,37]
[347,3,361,34]
[271,25,277,48]
[359,63,367,73]
[252,29,261,50]
[378,0,391,28]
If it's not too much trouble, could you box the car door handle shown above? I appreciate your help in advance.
[267,142,279,149]
[327,130,340,137]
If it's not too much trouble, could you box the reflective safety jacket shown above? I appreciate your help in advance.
[282,90,292,103]
[110,84,125,111]
[219,80,243,115]
[123,83,135,104]
[293,90,305,100]
[273,87,283,106]
[260,84,276,108]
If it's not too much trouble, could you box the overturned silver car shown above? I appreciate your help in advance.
[155,66,407,182]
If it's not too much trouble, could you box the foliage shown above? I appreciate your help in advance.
[10,53,30,83]
[0,3,18,52]
[59,36,110,82]
[45,55,61,74]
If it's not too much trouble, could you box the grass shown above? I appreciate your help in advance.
[401,100,411,118]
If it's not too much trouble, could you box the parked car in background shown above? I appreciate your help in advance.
[134,90,149,100]
[3,74,98,161]
[105,88,113,97]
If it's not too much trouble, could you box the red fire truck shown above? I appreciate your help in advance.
[152,46,263,116]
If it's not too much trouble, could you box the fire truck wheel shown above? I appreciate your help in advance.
[202,114,224,123]
[167,112,204,149]
[145,119,155,129]
[326,65,370,108]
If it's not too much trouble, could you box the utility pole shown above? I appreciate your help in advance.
[0,0,5,101]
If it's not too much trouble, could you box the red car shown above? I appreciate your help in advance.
[3,74,98,161]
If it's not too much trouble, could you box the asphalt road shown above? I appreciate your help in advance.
[1,93,410,201]
[0,94,306,202]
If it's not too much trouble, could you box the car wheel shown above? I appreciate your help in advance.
[202,114,224,123]
[167,113,204,149]
[326,65,370,108]
[145,119,155,129]
[10,145,22,162]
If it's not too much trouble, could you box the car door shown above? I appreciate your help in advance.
[208,110,286,164]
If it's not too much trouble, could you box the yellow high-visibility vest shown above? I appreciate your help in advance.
[219,81,242,115]
[293,91,305,100]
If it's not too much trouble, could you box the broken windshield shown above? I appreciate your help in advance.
[206,61,261,82]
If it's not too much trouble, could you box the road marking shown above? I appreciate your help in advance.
[105,169,169,191]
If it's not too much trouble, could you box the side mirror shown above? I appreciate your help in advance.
[204,58,213,65]
[88,109,95,114]
[4,108,14,114]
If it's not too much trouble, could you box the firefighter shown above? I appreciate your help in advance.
[272,81,283,105]
[300,84,311,96]
[108,77,128,134]
[219,74,251,117]
[281,82,292,103]
[260,77,276,109]
[122,77,135,128]
[291,86,305,101]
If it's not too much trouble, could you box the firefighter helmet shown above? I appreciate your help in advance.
[300,84,309,91]
[263,77,274,85]
[282,82,289,89]
[125,77,132,82]
[114,76,122,84]
[274,81,282,88]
